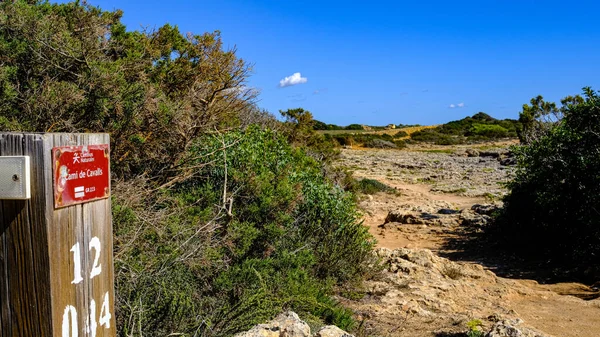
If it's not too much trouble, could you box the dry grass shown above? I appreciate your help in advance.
[318,125,438,138]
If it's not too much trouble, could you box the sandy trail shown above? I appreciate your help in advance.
[343,146,600,337]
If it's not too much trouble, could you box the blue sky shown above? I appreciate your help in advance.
[82,0,599,126]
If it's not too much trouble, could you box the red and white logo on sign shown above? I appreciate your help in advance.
[52,144,110,208]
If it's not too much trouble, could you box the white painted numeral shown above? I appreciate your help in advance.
[70,237,102,283]
[99,291,112,329]
[88,298,98,337]
[89,237,102,279]
[70,243,84,284]
[62,292,111,337]
[62,305,78,337]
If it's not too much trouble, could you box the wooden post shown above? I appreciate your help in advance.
[0,133,116,337]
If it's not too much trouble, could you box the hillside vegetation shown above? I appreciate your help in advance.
[316,113,519,149]
[409,112,521,145]
[0,2,374,336]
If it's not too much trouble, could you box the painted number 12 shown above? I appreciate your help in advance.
[70,237,102,284]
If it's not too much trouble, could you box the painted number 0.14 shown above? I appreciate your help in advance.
[62,291,111,337]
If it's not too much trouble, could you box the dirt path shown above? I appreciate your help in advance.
[338,146,600,337]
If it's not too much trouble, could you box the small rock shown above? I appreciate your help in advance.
[485,319,551,337]
[460,211,491,227]
[471,204,500,216]
[466,149,480,157]
[384,211,424,225]
[438,208,459,215]
[480,150,505,158]
[500,157,517,166]
[235,311,310,337]
[314,326,355,337]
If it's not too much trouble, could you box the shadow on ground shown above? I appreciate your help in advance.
[438,226,600,301]
[434,333,466,337]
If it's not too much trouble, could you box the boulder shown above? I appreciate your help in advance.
[235,311,310,337]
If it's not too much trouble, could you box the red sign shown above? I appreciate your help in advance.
[52,144,110,208]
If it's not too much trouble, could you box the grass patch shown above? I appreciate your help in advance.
[443,187,468,194]
[414,148,455,154]
[351,178,398,195]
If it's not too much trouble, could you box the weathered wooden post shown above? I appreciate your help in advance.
[0,133,115,337]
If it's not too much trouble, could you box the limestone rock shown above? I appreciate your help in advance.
[460,211,491,227]
[471,204,500,216]
[235,311,310,337]
[466,149,480,157]
[236,311,355,337]
[486,319,551,337]
[384,211,425,225]
[314,325,355,337]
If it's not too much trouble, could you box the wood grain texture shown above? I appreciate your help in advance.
[0,133,115,337]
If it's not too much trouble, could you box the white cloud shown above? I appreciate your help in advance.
[279,72,308,88]
[449,102,465,108]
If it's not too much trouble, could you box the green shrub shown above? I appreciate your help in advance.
[498,88,600,265]
[394,139,407,148]
[114,127,376,336]
[363,138,397,148]
[350,178,397,195]
[393,130,409,138]
[467,124,509,138]
[466,319,484,337]
[0,1,259,179]
[345,124,364,130]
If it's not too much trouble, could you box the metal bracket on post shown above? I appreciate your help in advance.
[0,156,31,199]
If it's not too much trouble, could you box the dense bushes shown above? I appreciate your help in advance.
[0,1,258,179]
[498,88,600,265]
[0,2,377,336]
[114,127,375,336]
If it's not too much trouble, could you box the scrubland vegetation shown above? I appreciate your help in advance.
[2,1,599,336]
[408,112,520,145]
[0,2,374,335]
[498,88,600,269]
[316,112,520,148]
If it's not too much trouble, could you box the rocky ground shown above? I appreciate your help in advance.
[335,143,600,337]
[239,141,600,337]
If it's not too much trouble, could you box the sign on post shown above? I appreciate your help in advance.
[0,133,116,337]
[53,145,110,208]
